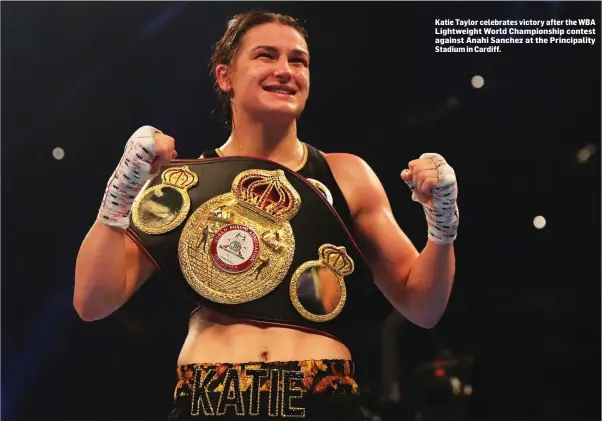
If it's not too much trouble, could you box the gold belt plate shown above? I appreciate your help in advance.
[178,169,301,304]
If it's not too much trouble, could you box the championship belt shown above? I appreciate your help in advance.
[127,157,390,338]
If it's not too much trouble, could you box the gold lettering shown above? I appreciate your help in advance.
[268,369,280,417]
[216,368,245,416]
[247,369,268,416]
[190,366,308,418]
[191,368,216,416]
[282,370,305,418]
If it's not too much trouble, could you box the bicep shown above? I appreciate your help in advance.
[353,206,418,293]
[347,160,418,296]
[325,152,418,296]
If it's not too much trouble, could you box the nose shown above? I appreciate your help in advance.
[273,56,293,80]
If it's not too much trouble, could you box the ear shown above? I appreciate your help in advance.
[215,64,232,93]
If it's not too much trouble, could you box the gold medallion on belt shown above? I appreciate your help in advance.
[178,169,301,304]
[131,166,199,235]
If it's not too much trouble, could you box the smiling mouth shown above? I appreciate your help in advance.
[263,86,296,95]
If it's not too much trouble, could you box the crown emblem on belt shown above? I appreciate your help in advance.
[161,166,199,189]
[319,244,354,277]
[231,169,301,223]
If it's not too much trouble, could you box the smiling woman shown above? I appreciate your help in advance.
[75,8,459,421]
[209,11,310,129]
[75,10,366,421]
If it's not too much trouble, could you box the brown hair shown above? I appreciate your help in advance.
[210,10,309,127]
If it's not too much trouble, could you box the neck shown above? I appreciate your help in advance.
[220,113,302,165]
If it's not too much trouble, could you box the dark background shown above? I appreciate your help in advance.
[2,1,600,420]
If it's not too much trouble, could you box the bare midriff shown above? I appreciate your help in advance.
[177,307,352,366]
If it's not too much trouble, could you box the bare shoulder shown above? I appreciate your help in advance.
[321,152,390,217]
[322,152,376,181]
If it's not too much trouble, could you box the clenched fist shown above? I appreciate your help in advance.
[401,153,457,208]
[98,126,177,229]
[401,153,459,244]
[151,131,178,175]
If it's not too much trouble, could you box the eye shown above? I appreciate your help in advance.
[257,52,274,60]
[291,57,309,67]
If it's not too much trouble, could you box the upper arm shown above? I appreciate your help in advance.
[326,154,419,302]
[123,230,158,296]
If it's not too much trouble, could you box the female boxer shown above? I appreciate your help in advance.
[74,10,459,420]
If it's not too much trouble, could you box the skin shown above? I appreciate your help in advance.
[74,22,456,365]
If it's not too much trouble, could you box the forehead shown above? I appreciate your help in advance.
[239,22,308,54]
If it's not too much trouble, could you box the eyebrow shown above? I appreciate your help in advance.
[252,45,310,58]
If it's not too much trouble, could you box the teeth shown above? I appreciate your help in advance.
[265,87,293,94]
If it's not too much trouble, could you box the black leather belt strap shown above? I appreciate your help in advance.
[127,156,390,341]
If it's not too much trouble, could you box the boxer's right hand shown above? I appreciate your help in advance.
[97,126,176,230]
[150,132,177,175]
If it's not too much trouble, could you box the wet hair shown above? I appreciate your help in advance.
[209,10,309,127]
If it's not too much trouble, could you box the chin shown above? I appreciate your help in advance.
[254,106,303,124]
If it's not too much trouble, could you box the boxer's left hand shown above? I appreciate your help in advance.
[400,153,457,208]
[401,153,459,244]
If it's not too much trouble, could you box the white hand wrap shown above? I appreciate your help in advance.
[409,153,460,245]
[97,126,160,229]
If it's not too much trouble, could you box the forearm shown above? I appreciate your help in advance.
[400,240,455,328]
